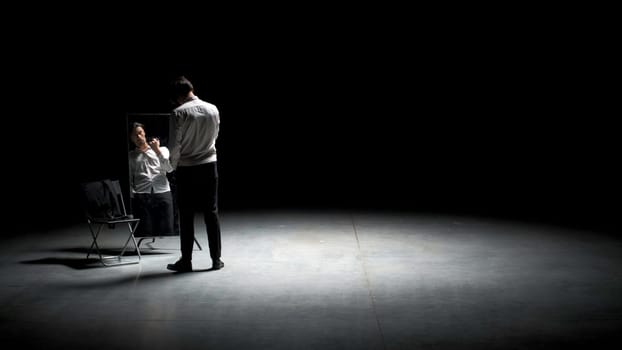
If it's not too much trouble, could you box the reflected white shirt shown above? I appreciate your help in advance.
[128,146,173,194]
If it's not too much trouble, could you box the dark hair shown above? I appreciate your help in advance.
[129,122,145,137]
[130,122,144,132]
[169,76,194,99]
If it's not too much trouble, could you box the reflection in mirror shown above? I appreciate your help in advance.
[126,113,179,237]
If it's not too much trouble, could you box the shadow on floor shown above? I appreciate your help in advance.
[52,247,173,256]
[20,256,146,270]
[20,247,174,269]
[20,257,139,269]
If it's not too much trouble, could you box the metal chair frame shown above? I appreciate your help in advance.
[81,179,142,266]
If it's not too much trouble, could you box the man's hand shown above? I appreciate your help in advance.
[149,138,161,154]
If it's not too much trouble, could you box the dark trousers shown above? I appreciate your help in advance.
[176,162,221,261]
[132,191,175,237]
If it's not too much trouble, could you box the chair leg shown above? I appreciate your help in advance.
[87,224,104,260]
[119,221,141,260]
[87,222,140,267]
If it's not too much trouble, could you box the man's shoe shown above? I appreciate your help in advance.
[212,259,224,270]
[167,259,192,272]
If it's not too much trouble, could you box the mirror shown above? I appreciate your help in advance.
[126,113,179,237]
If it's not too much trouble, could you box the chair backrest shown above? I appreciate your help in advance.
[80,179,128,220]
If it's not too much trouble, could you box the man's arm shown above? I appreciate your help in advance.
[168,112,182,170]
[155,146,174,173]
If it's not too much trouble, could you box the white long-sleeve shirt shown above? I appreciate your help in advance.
[168,96,219,169]
[128,146,173,195]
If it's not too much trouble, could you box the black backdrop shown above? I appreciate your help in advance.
[3,16,617,234]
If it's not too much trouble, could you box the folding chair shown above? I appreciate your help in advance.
[80,179,142,266]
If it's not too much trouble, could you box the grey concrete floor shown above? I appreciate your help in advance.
[1,210,621,349]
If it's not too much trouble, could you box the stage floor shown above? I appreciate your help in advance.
[1,209,621,349]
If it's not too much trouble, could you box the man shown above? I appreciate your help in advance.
[128,122,175,237]
[166,76,224,272]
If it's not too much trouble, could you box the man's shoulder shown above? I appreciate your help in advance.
[193,100,219,117]
[196,97,218,111]
[173,98,219,121]
[203,101,219,115]
[174,98,217,111]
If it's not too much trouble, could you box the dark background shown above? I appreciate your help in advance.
[2,12,617,235]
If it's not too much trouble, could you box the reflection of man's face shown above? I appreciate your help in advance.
[131,127,147,147]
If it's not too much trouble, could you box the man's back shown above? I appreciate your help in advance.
[169,96,219,168]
